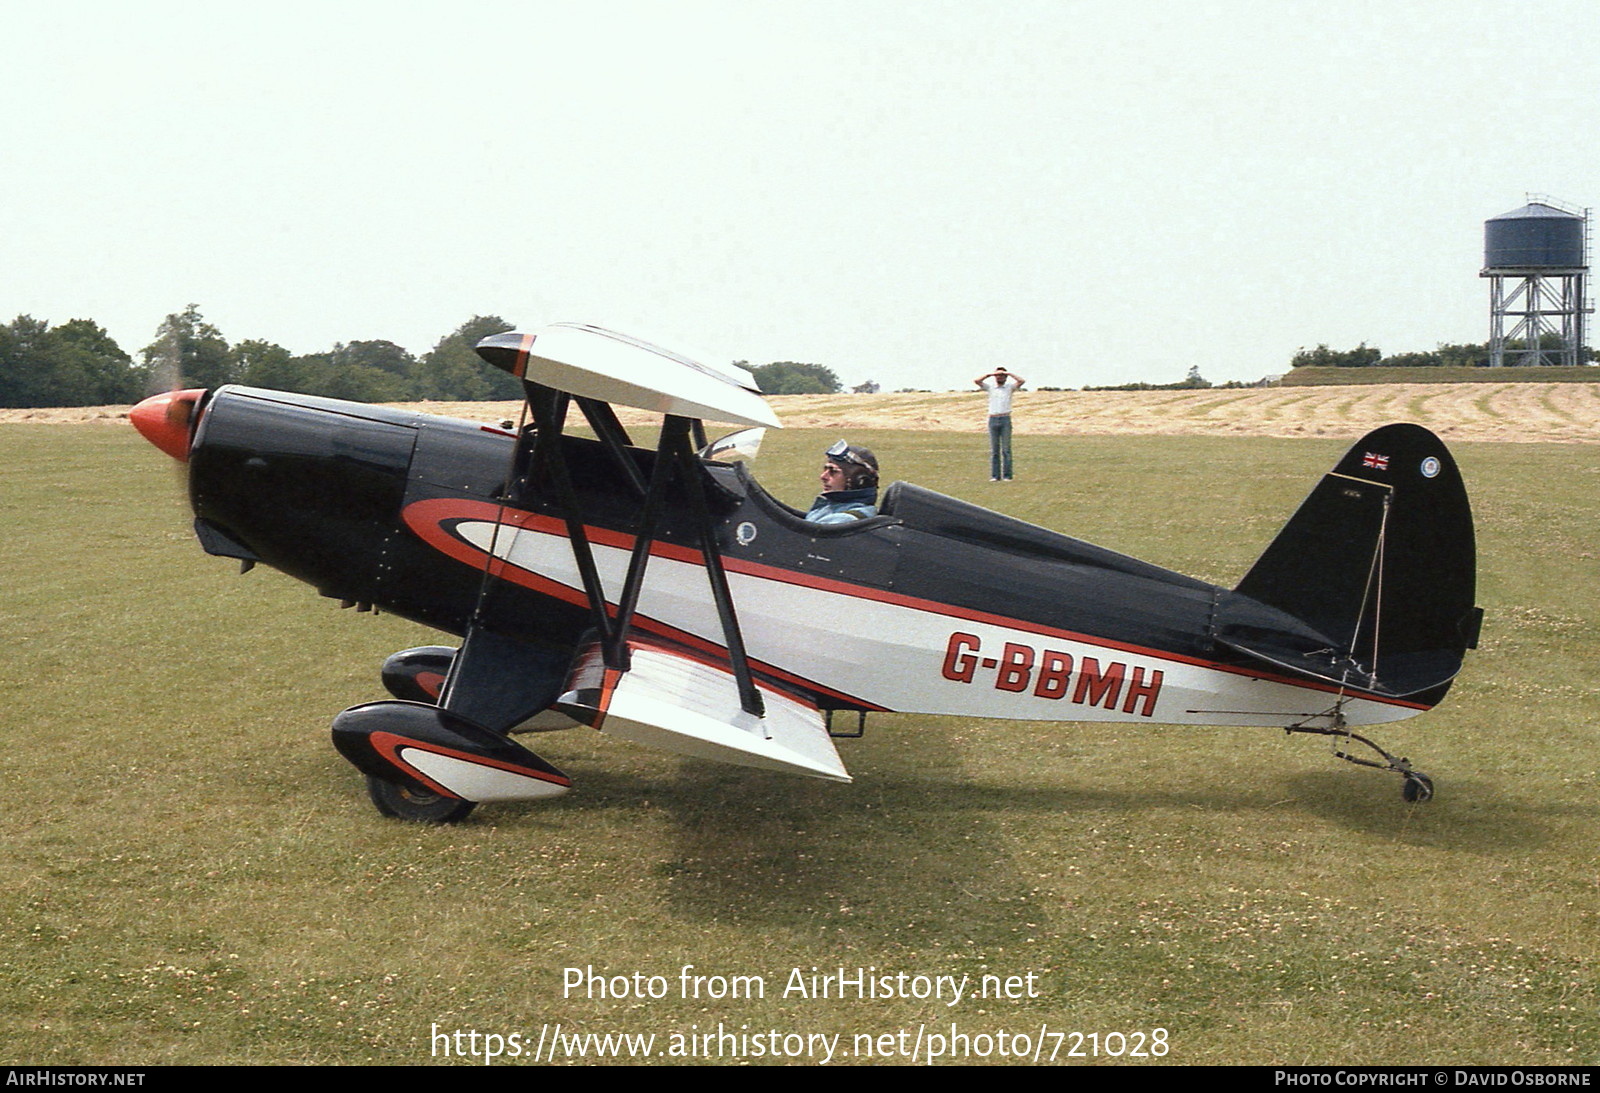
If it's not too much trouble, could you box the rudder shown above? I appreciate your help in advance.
[1217,423,1480,701]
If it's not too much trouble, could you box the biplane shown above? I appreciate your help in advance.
[131,324,1481,822]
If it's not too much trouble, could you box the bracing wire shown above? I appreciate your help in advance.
[1347,492,1392,691]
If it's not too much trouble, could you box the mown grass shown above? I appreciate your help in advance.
[0,424,1595,1065]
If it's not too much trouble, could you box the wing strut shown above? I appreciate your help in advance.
[574,396,647,498]
[523,383,618,653]
[512,382,764,719]
[607,414,682,668]
[605,413,764,718]
[668,415,765,719]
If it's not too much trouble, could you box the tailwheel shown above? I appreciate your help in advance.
[365,774,476,824]
[1401,771,1434,804]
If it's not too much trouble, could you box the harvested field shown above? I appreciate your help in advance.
[18,381,1600,443]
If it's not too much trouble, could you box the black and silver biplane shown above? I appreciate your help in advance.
[131,324,1481,822]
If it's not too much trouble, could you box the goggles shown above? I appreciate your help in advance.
[825,439,872,470]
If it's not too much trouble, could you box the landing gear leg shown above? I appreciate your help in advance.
[1286,710,1435,803]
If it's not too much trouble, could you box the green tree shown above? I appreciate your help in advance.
[1289,342,1383,368]
[0,315,140,407]
[409,316,518,401]
[232,339,415,401]
[0,315,54,407]
[1434,342,1490,368]
[142,305,234,388]
[44,319,140,404]
[1375,349,1436,368]
[751,361,842,394]
[1378,342,1491,368]
[287,352,335,394]
[286,341,415,402]
[233,339,302,390]
[336,339,415,378]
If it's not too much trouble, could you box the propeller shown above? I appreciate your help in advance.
[130,325,208,463]
[130,387,207,462]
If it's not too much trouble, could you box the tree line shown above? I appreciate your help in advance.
[1290,339,1596,369]
[13,305,1595,408]
[0,306,533,408]
[0,307,858,408]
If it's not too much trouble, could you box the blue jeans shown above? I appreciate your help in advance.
[988,414,1013,479]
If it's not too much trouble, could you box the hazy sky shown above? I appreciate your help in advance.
[3,0,1596,390]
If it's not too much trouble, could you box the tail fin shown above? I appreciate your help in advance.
[1216,424,1480,702]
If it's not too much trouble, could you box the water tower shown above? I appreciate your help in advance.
[1481,195,1591,367]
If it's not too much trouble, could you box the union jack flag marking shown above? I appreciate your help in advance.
[1362,452,1389,470]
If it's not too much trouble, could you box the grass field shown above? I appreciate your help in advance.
[1,423,1596,1065]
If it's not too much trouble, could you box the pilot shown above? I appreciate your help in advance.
[805,440,879,524]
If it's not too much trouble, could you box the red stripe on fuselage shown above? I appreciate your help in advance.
[402,498,887,710]
[400,498,1430,713]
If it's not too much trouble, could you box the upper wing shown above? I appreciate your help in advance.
[461,322,834,783]
[475,324,781,429]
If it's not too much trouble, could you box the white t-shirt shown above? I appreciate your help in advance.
[981,374,1021,415]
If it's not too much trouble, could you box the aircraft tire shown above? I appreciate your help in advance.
[365,774,477,824]
[1401,772,1434,804]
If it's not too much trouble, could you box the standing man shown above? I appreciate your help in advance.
[974,367,1025,481]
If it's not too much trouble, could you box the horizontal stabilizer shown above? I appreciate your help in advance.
[1214,593,1465,697]
[475,324,781,429]
[557,640,850,782]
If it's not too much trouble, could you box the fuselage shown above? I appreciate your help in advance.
[184,386,1434,731]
